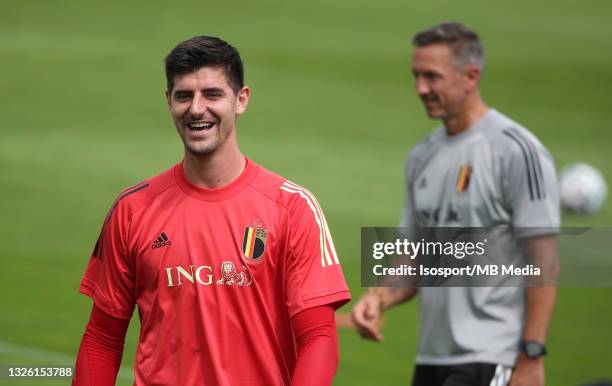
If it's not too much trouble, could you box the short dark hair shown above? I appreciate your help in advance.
[164,36,244,93]
[413,22,484,71]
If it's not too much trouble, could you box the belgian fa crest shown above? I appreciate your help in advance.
[456,165,472,192]
[242,223,267,261]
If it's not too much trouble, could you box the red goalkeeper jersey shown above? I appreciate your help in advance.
[79,157,351,386]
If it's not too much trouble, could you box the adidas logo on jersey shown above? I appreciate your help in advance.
[152,232,172,249]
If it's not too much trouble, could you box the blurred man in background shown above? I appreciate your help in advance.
[73,36,350,386]
[352,22,560,386]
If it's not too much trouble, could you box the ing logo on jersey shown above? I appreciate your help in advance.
[216,261,253,286]
[242,225,267,261]
[164,262,253,287]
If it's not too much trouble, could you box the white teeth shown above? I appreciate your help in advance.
[189,122,214,130]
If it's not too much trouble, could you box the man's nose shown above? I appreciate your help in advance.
[415,77,430,96]
[189,93,207,116]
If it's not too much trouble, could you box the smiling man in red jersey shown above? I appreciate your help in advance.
[72,36,351,386]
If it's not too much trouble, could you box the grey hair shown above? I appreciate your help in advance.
[413,22,485,72]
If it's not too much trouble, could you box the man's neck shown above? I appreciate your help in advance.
[183,147,246,189]
[444,98,489,136]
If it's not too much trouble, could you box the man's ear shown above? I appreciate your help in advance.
[236,86,251,115]
[165,89,172,109]
[465,64,481,89]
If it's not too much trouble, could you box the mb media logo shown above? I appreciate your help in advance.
[152,232,172,249]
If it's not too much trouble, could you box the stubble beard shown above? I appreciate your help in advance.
[181,122,229,157]
[183,135,220,156]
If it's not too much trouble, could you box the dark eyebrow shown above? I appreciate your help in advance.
[173,90,193,98]
[172,87,226,99]
[202,87,225,95]
[412,70,440,78]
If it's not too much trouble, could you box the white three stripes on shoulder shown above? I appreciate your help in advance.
[280,181,340,267]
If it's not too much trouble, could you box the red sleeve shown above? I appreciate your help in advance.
[290,305,338,386]
[72,305,130,386]
[282,182,351,317]
[79,190,137,319]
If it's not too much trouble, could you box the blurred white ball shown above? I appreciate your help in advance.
[559,163,607,215]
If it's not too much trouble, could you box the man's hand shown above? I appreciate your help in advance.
[351,293,384,341]
[509,354,544,386]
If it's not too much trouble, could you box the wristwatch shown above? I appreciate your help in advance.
[520,340,547,358]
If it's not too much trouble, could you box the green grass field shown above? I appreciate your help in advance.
[1,0,611,385]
